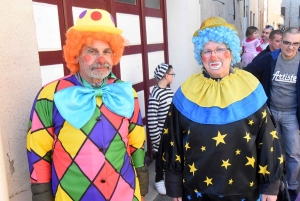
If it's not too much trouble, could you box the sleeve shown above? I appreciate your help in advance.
[147,95,161,152]
[31,183,54,201]
[26,88,54,184]
[158,104,184,198]
[128,89,148,195]
[256,45,262,52]
[243,57,264,78]
[128,89,146,168]
[256,105,283,195]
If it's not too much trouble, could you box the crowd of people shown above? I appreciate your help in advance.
[26,8,300,201]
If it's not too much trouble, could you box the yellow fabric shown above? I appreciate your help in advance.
[57,122,87,158]
[55,185,73,201]
[27,129,53,157]
[181,68,260,108]
[38,81,58,101]
[70,9,122,34]
[193,16,237,36]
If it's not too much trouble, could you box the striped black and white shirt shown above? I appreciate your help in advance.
[147,85,174,152]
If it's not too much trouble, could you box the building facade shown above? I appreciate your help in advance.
[282,0,300,28]
[0,0,286,200]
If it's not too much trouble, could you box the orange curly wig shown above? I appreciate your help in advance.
[63,29,125,74]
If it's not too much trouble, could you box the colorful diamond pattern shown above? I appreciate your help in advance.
[74,139,105,181]
[60,162,90,200]
[26,76,146,200]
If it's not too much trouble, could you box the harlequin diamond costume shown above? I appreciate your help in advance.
[26,9,148,201]
[159,17,283,201]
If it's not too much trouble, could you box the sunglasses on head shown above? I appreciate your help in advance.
[265,25,274,30]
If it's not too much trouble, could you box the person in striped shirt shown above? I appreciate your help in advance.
[147,63,175,195]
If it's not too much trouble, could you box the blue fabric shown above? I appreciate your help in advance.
[173,83,267,125]
[54,82,134,129]
[270,109,300,190]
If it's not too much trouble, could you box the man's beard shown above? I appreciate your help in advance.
[89,62,112,79]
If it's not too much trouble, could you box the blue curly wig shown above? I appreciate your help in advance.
[192,26,241,65]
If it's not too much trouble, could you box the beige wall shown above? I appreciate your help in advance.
[166,0,201,91]
[0,0,41,199]
[265,0,283,29]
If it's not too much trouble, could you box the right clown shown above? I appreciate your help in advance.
[159,17,283,201]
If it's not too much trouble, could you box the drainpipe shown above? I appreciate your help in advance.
[0,132,9,201]
[289,0,291,27]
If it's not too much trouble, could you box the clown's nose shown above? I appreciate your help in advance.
[97,56,106,63]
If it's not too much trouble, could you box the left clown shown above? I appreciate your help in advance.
[26,9,148,201]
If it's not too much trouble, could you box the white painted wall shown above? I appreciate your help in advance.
[0,0,41,200]
[166,0,201,92]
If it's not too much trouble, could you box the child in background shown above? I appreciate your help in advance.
[241,26,262,67]
[147,63,175,195]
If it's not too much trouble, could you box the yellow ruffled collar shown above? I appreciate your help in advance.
[181,68,260,108]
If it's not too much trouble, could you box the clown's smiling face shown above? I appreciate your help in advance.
[77,40,113,85]
[201,41,232,79]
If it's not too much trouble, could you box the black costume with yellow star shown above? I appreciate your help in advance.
[159,68,283,201]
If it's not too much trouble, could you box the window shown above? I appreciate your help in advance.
[253,13,255,26]
[145,0,160,9]
[116,0,136,5]
[250,11,252,26]
[281,7,285,16]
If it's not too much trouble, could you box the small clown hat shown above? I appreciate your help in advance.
[193,16,237,36]
[70,9,122,34]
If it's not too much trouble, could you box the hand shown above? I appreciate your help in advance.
[261,194,277,201]
[173,198,182,201]
[141,196,146,201]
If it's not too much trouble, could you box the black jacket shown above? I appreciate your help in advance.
[252,45,271,62]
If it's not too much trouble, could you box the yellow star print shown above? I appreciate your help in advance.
[250,181,254,187]
[183,179,185,183]
[185,142,191,151]
[188,162,197,176]
[258,165,270,176]
[243,132,251,142]
[278,155,284,164]
[162,153,166,161]
[175,154,181,163]
[262,110,267,118]
[235,149,241,155]
[221,159,231,169]
[170,141,174,146]
[201,146,206,152]
[168,112,171,116]
[188,129,191,135]
[270,147,274,152]
[270,130,279,140]
[229,179,233,185]
[212,131,227,146]
[248,119,254,125]
[204,176,213,186]
[245,156,255,168]
[163,128,168,134]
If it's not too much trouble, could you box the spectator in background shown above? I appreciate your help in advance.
[252,29,283,62]
[241,26,262,67]
[260,25,274,50]
[244,27,300,201]
[147,63,174,195]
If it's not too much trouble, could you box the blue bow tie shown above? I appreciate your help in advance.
[54,82,134,129]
